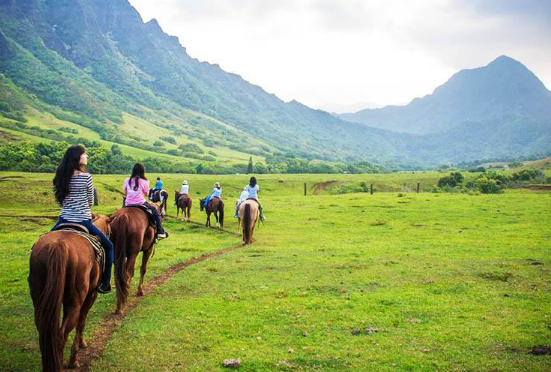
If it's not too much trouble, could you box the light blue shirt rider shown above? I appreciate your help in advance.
[154,179,163,190]
[211,187,222,198]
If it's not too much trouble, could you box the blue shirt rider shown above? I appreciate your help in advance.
[149,177,164,200]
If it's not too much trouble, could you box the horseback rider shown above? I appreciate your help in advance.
[234,186,249,217]
[123,164,168,239]
[203,182,222,210]
[180,180,189,195]
[149,176,164,200]
[175,180,190,206]
[245,176,265,222]
[51,145,114,294]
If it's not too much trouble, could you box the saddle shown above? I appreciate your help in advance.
[176,194,189,205]
[246,198,259,204]
[124,205,157,229]
[51,225,105,273]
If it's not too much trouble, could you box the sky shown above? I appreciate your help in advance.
[127,0,551,111]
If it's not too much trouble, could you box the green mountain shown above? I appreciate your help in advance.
[340,56,551,135]
[0,0,550,169]
[0,0,399,171]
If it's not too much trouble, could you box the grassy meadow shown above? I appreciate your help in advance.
[0,172,550,371]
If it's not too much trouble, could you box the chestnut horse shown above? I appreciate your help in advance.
[28,215,110,372]
[149,189,168,215]
[109,203,161,314]
[200,197,224,228]
[175,191,192,221]
[238,199,260,245]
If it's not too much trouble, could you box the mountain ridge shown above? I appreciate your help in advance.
[0,0,550,168]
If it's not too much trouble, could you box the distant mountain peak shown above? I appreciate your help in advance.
[340,55,551,135]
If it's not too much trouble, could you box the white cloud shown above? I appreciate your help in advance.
[127,0,551,108]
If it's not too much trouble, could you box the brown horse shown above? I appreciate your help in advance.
[175,191,192,221]
[200,197,225,228]
[28,215,110,372]
[238,199,260,245]
[109,203,161,314]
[149,189,168,215]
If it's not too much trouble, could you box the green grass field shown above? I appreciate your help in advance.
[0,172,550,371]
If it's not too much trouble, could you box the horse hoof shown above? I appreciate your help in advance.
[136,290,144,297]
[79,340,88,349]
[115,309,123,315]
[67,361,81,369]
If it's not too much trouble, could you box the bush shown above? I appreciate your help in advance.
[438,171,464,188]
[160,136,176,144]
[476,177,502,194]
[178,143,204,154]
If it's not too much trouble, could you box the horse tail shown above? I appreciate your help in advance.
[243,203,251,244]
[113,215,129,306]
[218,201,224,228]
[32,241,68,372]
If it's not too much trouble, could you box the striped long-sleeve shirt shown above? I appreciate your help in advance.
[59,173,94,222]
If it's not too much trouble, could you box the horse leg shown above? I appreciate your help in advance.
[176,206,180,219]
[62,301,83,369]
[206,212,210,227]
[125,253,139,297]
[215,211,220,228]
[68,289,97,368]
[137,248,153,296]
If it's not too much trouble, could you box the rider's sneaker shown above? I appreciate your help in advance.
[97,283,111,294]
[156,231,168,239]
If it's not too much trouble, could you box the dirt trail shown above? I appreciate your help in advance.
[75,243,244,372]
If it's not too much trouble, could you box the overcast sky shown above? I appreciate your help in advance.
[127,0,551,110]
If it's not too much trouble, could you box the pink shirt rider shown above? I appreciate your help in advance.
[123,177,149,205]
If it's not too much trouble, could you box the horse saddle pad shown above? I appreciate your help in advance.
[51,225,105,272]
[124,205,157,228]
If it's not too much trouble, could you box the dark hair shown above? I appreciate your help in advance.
[157,177,160,180]
[129,163,147,191]
[249,176,257,187]
[53,145,86,204]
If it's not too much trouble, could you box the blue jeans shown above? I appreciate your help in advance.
[52,217,114,287]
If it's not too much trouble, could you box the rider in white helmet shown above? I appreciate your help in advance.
[180,180,189,195]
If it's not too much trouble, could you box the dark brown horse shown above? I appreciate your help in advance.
[238,199,260,245]
[200,197,224,228]
[28,215,110,372]
[109,203,161,314]
[175,191,192,221]
[149,189,168,216]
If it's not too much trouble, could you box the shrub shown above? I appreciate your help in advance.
[438,171,464,188]
[160,136,176,144]
[476,177,502,194]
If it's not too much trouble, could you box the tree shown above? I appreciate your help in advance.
[246,156,253,174]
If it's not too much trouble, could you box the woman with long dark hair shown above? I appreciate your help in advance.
[52,145,114,294]
[246,176,265,221]
[122,163,167,239]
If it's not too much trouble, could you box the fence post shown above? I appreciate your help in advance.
[370,184,374,195]
[304,183,307,196]
[93,188,99,206]
[417,182,420,193]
